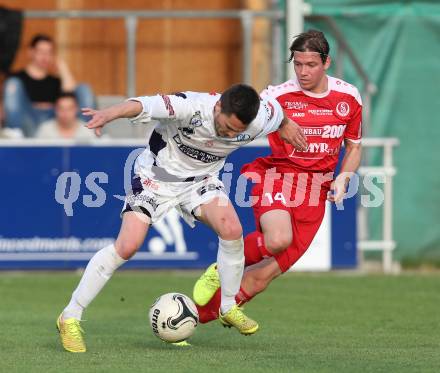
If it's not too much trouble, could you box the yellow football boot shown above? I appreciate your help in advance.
[193,263,220,306]
[219,305,259,335]
[56,314,86,353]
[170,340,191,347]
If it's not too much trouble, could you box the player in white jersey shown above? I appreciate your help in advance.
[56,84,305,352]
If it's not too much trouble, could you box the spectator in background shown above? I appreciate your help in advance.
[36,93,95,140]
[3,34,95,137]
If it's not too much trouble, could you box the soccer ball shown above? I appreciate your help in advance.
[149,292,199,343]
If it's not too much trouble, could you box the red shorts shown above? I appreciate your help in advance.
[251,178,327,273]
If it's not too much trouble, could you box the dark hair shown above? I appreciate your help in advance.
[29,34,54,48]
[56,92,78,104]
[288,29,329,64]
[220,84,260,125]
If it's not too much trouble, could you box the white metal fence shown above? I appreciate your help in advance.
[358,138,399,273]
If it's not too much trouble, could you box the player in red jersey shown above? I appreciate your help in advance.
[193,29,363,323]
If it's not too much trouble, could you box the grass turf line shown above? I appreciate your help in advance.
[0,271,439,372]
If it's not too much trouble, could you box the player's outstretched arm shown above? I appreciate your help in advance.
[82,100,143,136]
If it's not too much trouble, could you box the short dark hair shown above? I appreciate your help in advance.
[29,34,54,48]
[56,92,78,104]
[220,84,260,125]
[288,29,330,64]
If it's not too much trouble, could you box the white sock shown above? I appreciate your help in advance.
[217,236,244,314]
[63,244,127,320]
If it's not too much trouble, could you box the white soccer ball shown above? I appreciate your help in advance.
[149,292,199,343]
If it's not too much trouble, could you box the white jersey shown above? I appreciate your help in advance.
[129,91,284,181]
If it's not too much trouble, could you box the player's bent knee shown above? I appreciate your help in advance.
[115,239,140,260]
[217,219,243,241]
[264,233,292,254]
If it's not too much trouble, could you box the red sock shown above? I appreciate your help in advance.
[244,231,272,266]
[196,286,255,324]
[235,286,254,306]
[197,288,221,323]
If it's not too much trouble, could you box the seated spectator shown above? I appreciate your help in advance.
[3,34,95,137]
[36,93,95,140]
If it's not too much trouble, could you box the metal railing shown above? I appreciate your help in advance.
[25,9,285,98]
[357,138,399,273]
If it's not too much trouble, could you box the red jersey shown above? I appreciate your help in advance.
[260,75,362,173]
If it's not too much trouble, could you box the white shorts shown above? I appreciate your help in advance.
[121,174,229,227]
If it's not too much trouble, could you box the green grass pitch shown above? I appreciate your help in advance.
[1,271,439,372]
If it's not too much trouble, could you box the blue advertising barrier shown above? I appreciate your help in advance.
[0,142,356,270]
